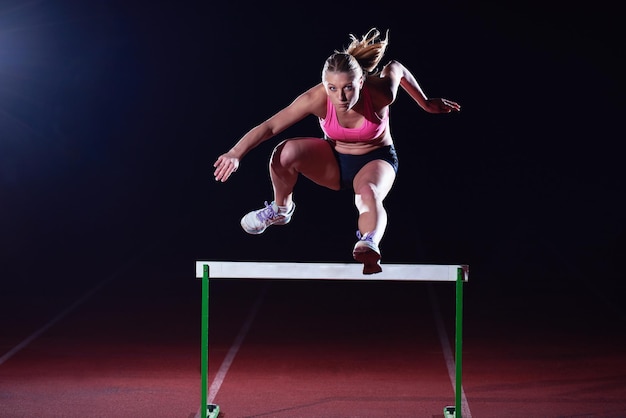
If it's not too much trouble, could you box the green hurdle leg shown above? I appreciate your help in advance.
[201,264,220,418]
[455,266,464,418]
[444,266,465,418]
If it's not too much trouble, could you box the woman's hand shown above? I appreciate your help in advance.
[213,153,240,182]
[425,98,461,114]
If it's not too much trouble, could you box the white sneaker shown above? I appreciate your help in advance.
[240,201,296,235]
[353,231,382,274]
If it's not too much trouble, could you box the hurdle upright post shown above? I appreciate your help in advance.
[200,264,220,418]
[455,266,464,418]
[444,266,466,418]
[200,265,208,418]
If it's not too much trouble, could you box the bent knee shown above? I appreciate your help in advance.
[354,183,382,204]
[271,140,299,167]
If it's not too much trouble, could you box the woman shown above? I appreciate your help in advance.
[213,28,460,274]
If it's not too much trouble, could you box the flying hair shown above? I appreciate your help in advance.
[323,28,390,78]
[343,28,389,73]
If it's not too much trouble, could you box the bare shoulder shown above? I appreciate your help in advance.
[291,83,327,117]
[298,83,327,101]
[380,59,404,75]
[364,75,394,107]
[265,83,327,132]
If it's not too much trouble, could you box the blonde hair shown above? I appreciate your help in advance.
[323,28,389,78]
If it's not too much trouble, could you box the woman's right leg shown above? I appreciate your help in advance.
[270,137,341,207]
[241,138,340,234]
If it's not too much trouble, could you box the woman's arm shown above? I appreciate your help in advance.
[380,60,460,114]
[213,83,326,182]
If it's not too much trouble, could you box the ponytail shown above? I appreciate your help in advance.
[322,28,389,80]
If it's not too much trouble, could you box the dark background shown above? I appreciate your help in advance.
[1,1,624,305]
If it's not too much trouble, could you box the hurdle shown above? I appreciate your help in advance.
[195,261,469,418]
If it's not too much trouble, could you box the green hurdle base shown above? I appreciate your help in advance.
[206,404,219,418]
[444,405,456,418]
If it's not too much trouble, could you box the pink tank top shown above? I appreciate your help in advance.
[319,85,389,142]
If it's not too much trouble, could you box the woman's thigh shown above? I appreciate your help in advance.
[352,159,397,201]
[273,137,341,191]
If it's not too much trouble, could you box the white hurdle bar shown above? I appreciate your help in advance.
[195,261,469,418]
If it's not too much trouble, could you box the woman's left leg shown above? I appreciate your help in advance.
[353,160,397,244]
[352,160,396,273]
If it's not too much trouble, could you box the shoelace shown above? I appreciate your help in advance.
[356,230,376,242]
[256,201,280,221]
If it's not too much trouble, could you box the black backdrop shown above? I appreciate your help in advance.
[1,1,624,300]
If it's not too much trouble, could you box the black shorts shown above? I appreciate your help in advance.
[331,145,399,191]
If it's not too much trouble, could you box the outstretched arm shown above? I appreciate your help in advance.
[380,60,461,114]
[213,84,324,182]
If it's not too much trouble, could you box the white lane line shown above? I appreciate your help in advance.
[0,271,115,366]
[0,243,156,367]
[428,284,472,418]
[195,284,268,418]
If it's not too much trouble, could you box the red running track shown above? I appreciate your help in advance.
[1,244,625,417]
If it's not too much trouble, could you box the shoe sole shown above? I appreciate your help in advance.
[240,217,292,235]
[353,247,382,275]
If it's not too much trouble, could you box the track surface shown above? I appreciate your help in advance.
[1,241,625,418]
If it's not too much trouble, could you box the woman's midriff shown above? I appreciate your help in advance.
[331,134,393,155]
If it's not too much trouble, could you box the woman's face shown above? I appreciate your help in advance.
[323,71,364,113]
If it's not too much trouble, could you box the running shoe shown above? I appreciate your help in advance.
[240,201,296,235]
[352,231,382,274]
